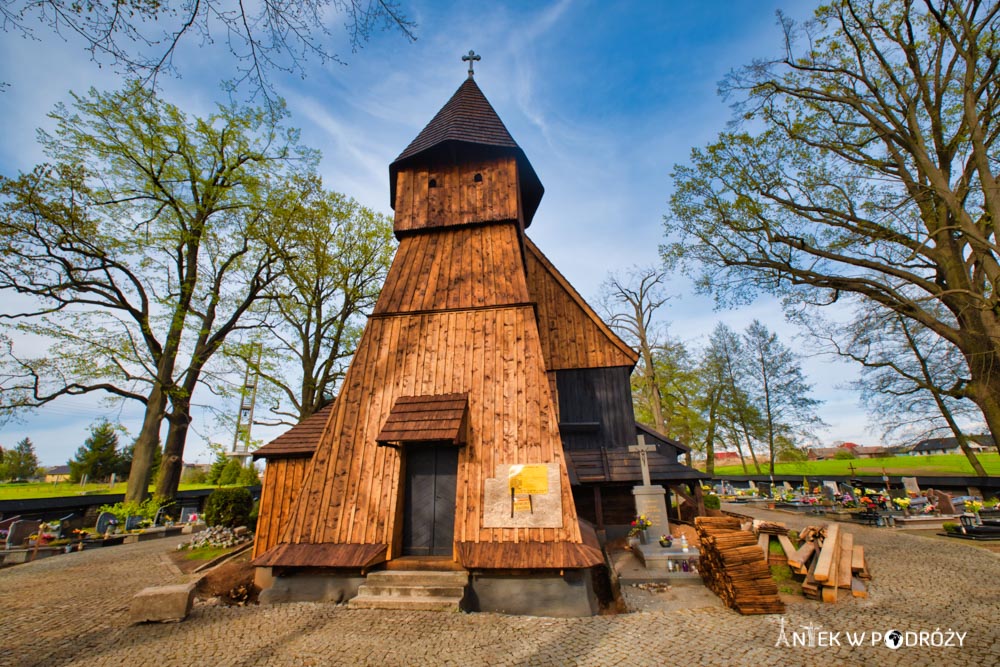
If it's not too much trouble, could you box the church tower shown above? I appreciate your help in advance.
[254,55,607,615]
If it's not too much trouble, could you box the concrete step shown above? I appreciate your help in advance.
[348,594,463,612]
[357,584,467,599]
[363,569,469,588]
[347,569,469,612]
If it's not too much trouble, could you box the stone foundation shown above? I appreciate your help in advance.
[257,571,364,605]
[466,570,599,617]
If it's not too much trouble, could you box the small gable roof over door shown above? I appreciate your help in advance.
[376,393,469,445]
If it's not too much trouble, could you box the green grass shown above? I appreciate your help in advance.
[182,546,230,561]
[0,481,219,501]
[710,453,1000,477]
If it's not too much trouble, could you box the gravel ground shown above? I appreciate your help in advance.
[0,505,997,666]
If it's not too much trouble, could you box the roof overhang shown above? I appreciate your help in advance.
[375,393,470,447]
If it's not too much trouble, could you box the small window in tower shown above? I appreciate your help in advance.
[428,178,438,188]
[473,173,483,183]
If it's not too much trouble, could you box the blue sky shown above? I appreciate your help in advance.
[0,0,876,466]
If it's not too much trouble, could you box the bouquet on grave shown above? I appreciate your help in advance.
[893,497,911,509]
[965,500,983,514]
[628,514,652,537]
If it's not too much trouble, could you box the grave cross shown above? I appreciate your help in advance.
[462,50,481,77]
[628,434,657,487]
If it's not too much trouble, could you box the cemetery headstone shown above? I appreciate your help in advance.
[927,489,956,514]
[179,507,199,524]
[629,435,669,545]
[839,482,855,496]
[95,511,115,535]
[822,482,838,500]
[6,520,41,549]
[782,482,794,492]
[124,516,144,531]
[902,477,921,496]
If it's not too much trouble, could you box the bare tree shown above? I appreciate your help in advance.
[0,1,416,98]
[600,266,671,433]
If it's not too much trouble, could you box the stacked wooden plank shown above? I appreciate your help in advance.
[785,524,871,602]
[694,516,785,615]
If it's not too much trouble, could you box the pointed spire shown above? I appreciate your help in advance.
[389,76,544,226]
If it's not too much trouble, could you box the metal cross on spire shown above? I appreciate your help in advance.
[462,50,481,78]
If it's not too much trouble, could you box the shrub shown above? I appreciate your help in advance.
[703,494,721,510]
[204,487,252,528]
[98,497,161,526]
[942,521,959,534]
[217,458,242,485]
[236,463,260,486]
[833,448,857,460]
[248,499,259,532]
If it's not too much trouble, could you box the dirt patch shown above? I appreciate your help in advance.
[194,552,259,606]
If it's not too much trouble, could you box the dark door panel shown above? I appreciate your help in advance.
[402,445,457,556]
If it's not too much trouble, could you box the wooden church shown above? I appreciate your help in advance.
[252,60,704,616]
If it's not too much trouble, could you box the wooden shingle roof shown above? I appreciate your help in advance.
[389,77,544,226]
[252,404,333,459]
[376,393,469,445]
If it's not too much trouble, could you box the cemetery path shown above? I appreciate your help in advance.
[1,510,998,666]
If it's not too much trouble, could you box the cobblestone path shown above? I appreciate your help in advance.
[1,507,997,666]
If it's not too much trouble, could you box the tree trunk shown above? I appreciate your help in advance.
[155,408,191,501]
[704,391,720,477]
[125,384,167,503]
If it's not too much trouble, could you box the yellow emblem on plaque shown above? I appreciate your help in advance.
[508,464,549,495]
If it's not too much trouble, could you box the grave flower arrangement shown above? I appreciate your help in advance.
[629,515,652,537]
[659,534,673,547]
[922,503,937,515]
[965,500,983,514]
[893,497,911,509]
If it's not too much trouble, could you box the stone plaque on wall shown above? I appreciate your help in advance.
[483,463,563,528]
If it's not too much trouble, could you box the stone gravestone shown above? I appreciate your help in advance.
[782,482,794,493]
[926,489,956,515]
[95,511,115,535]
[902,477,921,496]
[124,515,144,531]
[839,482,855,496]
[822,481,838,500]
[629,435,671,570]
[5,519,41,549]
[629,436,669,540]
[179,507,199,524]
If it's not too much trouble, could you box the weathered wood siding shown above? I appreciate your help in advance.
[374,223,529,314]
[393,157,520,234]
[555,367,636,451]
[253,456,311,558]
[524,237,638,371]
[279,305,583,554]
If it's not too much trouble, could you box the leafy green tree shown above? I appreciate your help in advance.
[227,178,395,425]
[664,0,1000,453]
[0,83,317,503]
[742,320,823,478]
[0,437,40,480]
[206,447,230,485]
[69,420,124,483]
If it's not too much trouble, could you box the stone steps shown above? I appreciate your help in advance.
[348,569,468,612]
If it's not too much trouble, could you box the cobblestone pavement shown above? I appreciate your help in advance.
[1,507,998,667]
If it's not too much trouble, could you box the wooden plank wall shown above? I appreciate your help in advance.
[253,456,310,558]
[555,367,636,451]
[524,238,638,371]
[373,223,529,315]
[279,305,584,552]
[393,157,519,233]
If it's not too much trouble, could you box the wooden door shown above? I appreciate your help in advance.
[402,445,458,556]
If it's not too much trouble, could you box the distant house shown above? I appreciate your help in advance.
[807,447,842,461]
[908,436,994,456]
[853,446,889,459]
[45,465,71,483]
[714,451,742,464]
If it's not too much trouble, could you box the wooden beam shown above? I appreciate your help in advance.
[813,523,839,582]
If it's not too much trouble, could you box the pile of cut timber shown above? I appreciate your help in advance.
[694,516,785,615]
[787,524,871,602]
